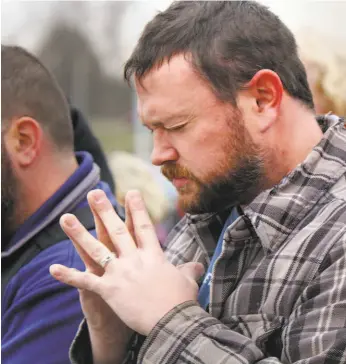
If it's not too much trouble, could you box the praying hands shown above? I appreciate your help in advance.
[50,189,204,362]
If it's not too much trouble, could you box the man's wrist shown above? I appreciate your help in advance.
[88,323,133,364]
[89,327,132,364]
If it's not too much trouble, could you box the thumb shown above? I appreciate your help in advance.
[177,262,205,282]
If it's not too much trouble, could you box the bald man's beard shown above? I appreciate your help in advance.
[1,144,20,243]
[161,114,267,214]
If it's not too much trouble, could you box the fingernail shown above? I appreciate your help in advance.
[64,215,77,228]
[128,189,141,198]
[92,190,105,203]
[50,265,62,278]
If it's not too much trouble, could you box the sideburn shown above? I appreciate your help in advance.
[1,144,20,243]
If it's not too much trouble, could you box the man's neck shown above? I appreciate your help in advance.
[268,103,324,186]
[18,154,79,226]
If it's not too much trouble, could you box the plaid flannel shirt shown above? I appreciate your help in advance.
[71,115,346,364]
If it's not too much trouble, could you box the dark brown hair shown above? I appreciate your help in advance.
[125,1,314,110]
[1,45,74,151]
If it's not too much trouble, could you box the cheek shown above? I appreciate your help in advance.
[172,128,230,178]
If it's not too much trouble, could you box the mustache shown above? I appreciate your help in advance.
[161,163,197,181]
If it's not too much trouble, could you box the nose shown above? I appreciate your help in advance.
[150,130,178,166]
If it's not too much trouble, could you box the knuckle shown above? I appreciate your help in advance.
[138,223,153,232]
[82,274,99,293]
[65,275,74,285]
[81,274,92,290]
[65,270,77,285]
[110,225,127,236]
[70,227,87,243]
[90,246,104,260]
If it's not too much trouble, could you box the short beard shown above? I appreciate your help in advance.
[161,109,268,214]
[184,155,265,214]
[1,144,19,242]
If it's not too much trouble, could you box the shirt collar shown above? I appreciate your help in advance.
[6,151,95,248]
[243,115,345,253]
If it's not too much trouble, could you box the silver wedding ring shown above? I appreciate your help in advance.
[98,252,116,269]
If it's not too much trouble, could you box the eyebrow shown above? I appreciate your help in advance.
[145,121,164,129]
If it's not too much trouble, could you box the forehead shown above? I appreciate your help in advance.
[135,55,219,122]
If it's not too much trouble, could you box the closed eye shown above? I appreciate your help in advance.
[166,123,187,131]
[145,121,188,133]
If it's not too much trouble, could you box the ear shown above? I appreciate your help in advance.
[5,117,43,168]
[246,69,283,132]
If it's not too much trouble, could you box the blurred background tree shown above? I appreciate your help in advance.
[2,0,345,155]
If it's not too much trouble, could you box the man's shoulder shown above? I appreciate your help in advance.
[15,234,89,293]
[308,173,346,235]
[2,234,89,312]
[280,192,346,273]
[30,233,90,270]
[327,171,346,202]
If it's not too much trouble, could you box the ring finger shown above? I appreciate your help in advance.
[60,213,116,272]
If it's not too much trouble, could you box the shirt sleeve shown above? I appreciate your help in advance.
[1,241,86,364]
[68,236,346,364]
[69,320,93,364]
[137,236,346,364]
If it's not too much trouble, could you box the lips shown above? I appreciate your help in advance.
[172,177,190,188]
